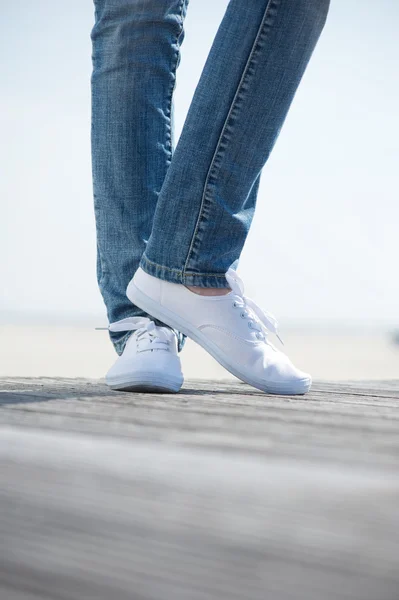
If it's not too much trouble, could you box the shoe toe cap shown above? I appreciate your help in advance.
[259,353,312,393]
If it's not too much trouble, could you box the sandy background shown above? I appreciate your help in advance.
[2,319,398,382]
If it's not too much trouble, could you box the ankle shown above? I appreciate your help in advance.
[186,285,231,297]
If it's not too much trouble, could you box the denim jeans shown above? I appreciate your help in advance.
[90,0,329,355]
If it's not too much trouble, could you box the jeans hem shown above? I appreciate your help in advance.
[140,254,229,288]
[112,331,134,356]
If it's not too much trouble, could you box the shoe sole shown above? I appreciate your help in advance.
[106,373,183,394]
[127,280,311,396]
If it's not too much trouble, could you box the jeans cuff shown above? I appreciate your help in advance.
[139,254,229,288]
[112,331,134,356]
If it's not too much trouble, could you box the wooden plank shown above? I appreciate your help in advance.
[0,377,398,600]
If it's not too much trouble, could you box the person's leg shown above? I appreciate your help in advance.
[90,0,189,355]
[128,0,330,395]
[140,0,329,287]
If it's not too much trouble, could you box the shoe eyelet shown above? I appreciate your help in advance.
[240,312,246,319]
[232,301,238,308]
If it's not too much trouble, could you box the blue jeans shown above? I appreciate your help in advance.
[90,0,329,355]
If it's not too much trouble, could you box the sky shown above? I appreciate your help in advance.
[1,0,398,325]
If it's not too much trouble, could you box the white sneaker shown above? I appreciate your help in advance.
[127,268,312,395]
[105,317,183,393]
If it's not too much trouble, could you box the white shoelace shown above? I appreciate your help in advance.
[96,316,171,350]
[226,269,284,345]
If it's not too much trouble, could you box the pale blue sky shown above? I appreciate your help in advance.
[1,0,398,324]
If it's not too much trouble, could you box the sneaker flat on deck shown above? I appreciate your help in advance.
[127,268,311,396]
[105,317,183,393]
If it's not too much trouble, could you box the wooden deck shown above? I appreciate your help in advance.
[1,377,398,600]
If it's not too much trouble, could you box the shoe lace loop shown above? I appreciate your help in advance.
[96,317,171,349]
[226,269,284,345]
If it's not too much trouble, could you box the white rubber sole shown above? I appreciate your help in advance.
[127,280,311,396]
[106,372,183,394]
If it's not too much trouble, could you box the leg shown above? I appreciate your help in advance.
[128,0,330,395]
[140,0,329,287]
[90,0,189,355]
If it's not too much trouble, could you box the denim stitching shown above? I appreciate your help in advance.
[165,0,187,165]
[141,255,228,278]
[91,4,108,281]
[182,0,280,275]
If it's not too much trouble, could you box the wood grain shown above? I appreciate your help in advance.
[1,377,398,600]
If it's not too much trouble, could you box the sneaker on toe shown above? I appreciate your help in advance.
[105,317,183,393]
[127,268,311,396]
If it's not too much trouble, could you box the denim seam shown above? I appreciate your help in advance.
[164,0,187,165]
[182,0,280,275]
[96,240,106,285]
[91,7,109,281]
[141,255,228,278]
[113,330,134,356]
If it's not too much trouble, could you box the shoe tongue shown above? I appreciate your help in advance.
[151,324,176,342]
[154,323,171,334]
[225,269,245,296]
